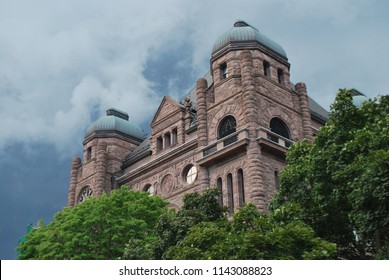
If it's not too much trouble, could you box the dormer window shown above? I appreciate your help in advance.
[220,63,228,80]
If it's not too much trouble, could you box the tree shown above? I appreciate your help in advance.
[272,89,389,259]
[166,203,336,260]
[153,189,226,259]
[17,187,168,259]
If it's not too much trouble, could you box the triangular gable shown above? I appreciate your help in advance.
[151,96,184,126]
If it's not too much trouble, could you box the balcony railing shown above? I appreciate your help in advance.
[201,129,248,158]
[257,127,293,149]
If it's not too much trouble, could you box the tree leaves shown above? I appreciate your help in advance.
[272,89,389,259]
[17,187,168,259]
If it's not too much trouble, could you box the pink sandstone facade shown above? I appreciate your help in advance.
[68,20,328,214]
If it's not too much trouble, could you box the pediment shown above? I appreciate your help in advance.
[151,96,184,127]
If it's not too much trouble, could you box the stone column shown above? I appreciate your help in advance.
[295,82,313,141]
[240,50,266,211]
[196,78,209,190]
[95,141,107,196]
[68,157,81,207]
[196,78,208,147]
[184,97,192,133]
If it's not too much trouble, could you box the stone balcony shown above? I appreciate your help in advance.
[197,129,249,166]
[257,127,294,155]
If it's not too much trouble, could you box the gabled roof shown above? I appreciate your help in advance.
[150,96,185,127]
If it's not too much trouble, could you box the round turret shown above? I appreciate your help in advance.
[212,20,287,59]
[85,108,144,140]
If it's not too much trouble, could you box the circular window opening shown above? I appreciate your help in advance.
[184,165,198,184]
[78,186,93,203]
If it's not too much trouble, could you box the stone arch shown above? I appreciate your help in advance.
[142,183,154,196]
[210,104,242,138]
[262,106,298,140]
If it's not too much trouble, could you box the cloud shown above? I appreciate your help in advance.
[0,0,193,154]
[1,0,388,156]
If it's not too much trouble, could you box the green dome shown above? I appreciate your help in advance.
[212,20,287,59]
[85,108,144,140]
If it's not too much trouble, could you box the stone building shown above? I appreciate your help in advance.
[68,20,328,213]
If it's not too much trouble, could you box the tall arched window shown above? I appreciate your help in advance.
[270,118,290,139]
[218,116,236,139]
[237,169,245,207]
[217,177,223,207]
[274,170,280,190]
[227,173,234,215]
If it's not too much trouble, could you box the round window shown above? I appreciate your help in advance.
[185,165,198,184]
[78,186,93,203]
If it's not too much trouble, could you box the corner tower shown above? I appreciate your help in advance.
[195,20,320,212]
[68,108,144,207]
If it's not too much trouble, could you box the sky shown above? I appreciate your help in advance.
[1,0,388,259]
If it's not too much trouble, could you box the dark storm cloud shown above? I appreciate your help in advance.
[0,0,388,259]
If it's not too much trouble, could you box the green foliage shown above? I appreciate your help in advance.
[181,188,226,221]
[153,188,226,259]
[272,89,389,259]
[167,204,336,260]
[17,187,168,259]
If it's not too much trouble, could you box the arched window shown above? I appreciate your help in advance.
[274,170,280,190]
[217,177,223,207]
[143,184,154,196]
[237,169,245,207]
[78,186,93,203]
[227,173,234,215]
[270,118,290,139]
[218,116,236,139]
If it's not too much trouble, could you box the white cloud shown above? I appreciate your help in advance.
[0,0,388,155]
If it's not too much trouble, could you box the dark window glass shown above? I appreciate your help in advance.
[277,68,284,84]
[220,63,228,79]
[219,116,236,139]
[270,118,290,139]
[263,61,270,77]
[237,169,245,207]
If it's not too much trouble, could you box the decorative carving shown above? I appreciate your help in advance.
[161,174,175,194]
[184,97,192,111]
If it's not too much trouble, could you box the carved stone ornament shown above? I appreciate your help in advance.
[161,174,175,194]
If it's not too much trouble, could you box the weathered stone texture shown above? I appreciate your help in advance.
[68,22,327,214]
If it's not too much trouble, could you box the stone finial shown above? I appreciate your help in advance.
[184,97,192,110]
[196,78,208,90]
[295,82,307,95]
